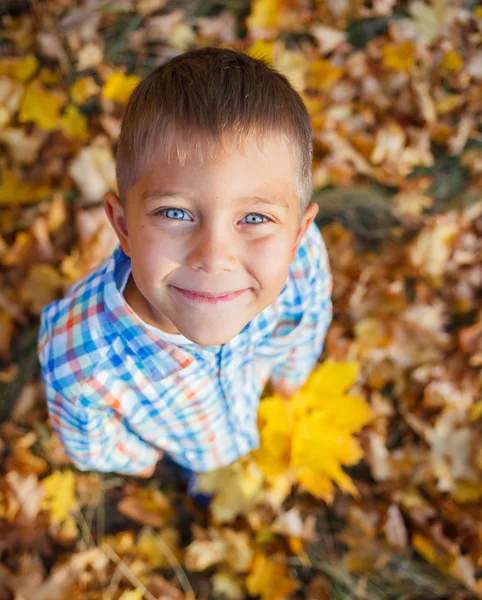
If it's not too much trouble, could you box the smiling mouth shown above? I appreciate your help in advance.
[171,286,249,304]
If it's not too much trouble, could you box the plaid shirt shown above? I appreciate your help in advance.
[38,222,332,475]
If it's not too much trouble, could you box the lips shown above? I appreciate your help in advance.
[171,286,248,304]
[174,287,243,298]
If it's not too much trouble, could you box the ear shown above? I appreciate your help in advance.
[104,191,132,257]
[291,202,319,260]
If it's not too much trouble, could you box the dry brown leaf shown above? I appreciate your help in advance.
[117,487,173,527]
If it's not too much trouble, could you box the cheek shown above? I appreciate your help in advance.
[130,236,180,285]
[247,237,293,291]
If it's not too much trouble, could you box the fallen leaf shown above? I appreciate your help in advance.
[18,80,65,131]
[246,552,298,600]
[117,487,173,527]
[101,72,141,104]
[40,470,77,525]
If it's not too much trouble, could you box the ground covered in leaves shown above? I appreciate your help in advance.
[0,0,482,598]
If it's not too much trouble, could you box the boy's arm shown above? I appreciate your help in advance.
[269,226,333,398]
[38,316,162,477]
[50,393,163,477]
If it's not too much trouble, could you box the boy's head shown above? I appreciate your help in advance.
[105,47,319,346]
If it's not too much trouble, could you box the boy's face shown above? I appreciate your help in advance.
[104,134,318,346]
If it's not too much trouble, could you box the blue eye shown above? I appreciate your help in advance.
[242,213,269,225]
[154,209,269,224]
[158,208,191,220]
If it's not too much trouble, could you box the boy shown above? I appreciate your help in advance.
[37,47,333,495]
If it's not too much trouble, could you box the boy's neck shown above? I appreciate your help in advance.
[122,274,181,335]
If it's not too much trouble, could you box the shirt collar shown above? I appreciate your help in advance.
[103,244,224,380]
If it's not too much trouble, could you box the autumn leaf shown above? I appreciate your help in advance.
[101,72,141,103]
[406,0,451,44]
[253,361,372,502]
[197,462,264,523]
[60,104,89,141]
[0,54,39,81]
[412,533,455,572]
[137,526,183,569]
[18,264,64,315]
[41,469,76,525]
[246,552,298,600]
[291,408,366,499]
[246,39,275,62]
[308,58,344,91]
[18,80,65,130]
[440,50,463,72]
[382,41,416,72]
[70,76,100,104]
[0,172,51,205]
[255,395,291,477]
[68,139,116,202]
[246,0,283,31]
[117,486,174,527]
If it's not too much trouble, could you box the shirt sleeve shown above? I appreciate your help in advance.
[38,313,162,477]
[51,390,162,477]
[268,224,333,395]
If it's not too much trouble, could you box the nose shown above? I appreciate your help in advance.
[186,224,238,273]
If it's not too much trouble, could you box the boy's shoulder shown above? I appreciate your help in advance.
[283,220,330,297]
[40,250,114,332]
[38,248,120,382]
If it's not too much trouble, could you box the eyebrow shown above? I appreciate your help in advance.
[142,190,191,202]
[142,190,290,210]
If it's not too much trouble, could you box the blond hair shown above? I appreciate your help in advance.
[115,47,313,219]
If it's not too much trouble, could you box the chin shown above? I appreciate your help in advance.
[183,326,242,347]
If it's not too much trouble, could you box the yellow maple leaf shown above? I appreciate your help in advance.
[102,72,141,103]
[18,80,65,130]
[41,469,76,524]
[308,58,344,91]
[70,76,100,104]
[291,408,366,499]
[137,526,183,569]
[0,54,38,81]
[255,360,372,501]
[382,41,416,72]
[246,40,275,63]
[246,0,283,31]
[254,395,291,476]
[412,533,454,572]
[0,172,51,205]
[246,552,298,600]
[440,50,463,72]
[61,104,89,141]
[298,359,360,397]
[37,67,62,86]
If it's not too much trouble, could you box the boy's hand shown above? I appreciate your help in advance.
[138,450,164,478]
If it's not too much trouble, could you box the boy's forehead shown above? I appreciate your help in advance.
[145,126,292,167]
[140,136,298,196]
